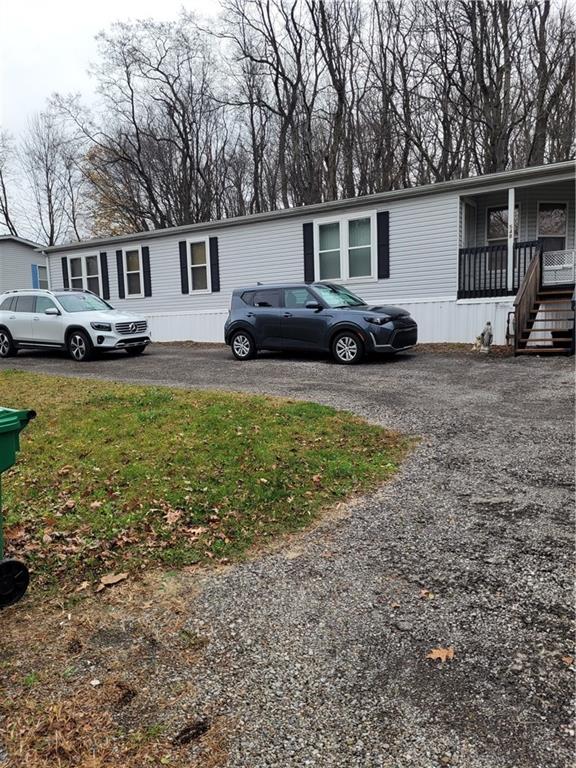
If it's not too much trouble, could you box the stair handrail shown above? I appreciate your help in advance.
[513,246,542,355]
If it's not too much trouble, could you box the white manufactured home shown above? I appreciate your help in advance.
[0,236,47,292]
[41,161,575,348]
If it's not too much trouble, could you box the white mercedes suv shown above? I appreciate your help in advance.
[0,289,151,362]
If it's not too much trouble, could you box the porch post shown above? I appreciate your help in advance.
[507,187,515,292]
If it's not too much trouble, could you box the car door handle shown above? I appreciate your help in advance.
[283,312,293,318]
[246,312,254,317]
[8,315,15,320]
[33,316,40,321]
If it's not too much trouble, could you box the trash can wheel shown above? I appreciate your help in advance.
[0,559,29,608]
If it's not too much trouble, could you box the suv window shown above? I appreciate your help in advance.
[253,290,282,308]
[36,296,57,313]
[0,296,14,311]
[284,287,314,309]
[14,295,35,313]
[240,291,255,306]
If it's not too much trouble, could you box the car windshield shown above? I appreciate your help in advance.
[314,283,366,308]
[56,293,113,313]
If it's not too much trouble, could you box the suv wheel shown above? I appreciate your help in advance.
[332,331,364,365]
[0,329,17,358]
[68,330,93,362]
[231,330,256,361]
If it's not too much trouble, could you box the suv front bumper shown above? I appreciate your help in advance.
[91,332,151,349]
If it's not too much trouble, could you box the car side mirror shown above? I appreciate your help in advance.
[305,301,322,311]
[44,307,60,316]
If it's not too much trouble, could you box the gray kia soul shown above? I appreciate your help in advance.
[224,282,417,364]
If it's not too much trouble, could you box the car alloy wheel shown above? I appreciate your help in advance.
[0,331,12,357]
[335,335,358,362]
[233,333,251,358]
[70,333,88,361]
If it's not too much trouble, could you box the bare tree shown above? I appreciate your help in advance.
[0,132,19,236]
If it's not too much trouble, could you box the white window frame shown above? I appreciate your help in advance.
[313,212,377,283]
[67,254,101,295]
[122,245,144,298]
[37,264,49,290]
[536,201,568,246]
[187,237,211,294]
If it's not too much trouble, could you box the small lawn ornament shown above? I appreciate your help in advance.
[472,321,493,354]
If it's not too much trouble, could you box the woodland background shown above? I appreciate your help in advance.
[0,0,573,245]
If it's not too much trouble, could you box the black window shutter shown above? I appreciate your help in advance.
[377,211,390,279]
[303,222,314,282]
[209,237,220,292]
[61,257,69,289]
[99,252,110,300]
[116,250,125,299]
[142,246,152,297]
[178,241,189,293]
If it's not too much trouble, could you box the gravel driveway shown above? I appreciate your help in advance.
[5,345,575,768]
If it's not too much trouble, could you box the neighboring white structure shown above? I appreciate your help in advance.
[41,161,575,345]
[0,236,47,292]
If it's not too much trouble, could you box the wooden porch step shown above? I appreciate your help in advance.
[535,298,572,304]
[516,347,571,354]
[521,335,573,341]
[529,308,573,314]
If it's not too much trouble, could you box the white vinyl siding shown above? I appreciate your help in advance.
[0,240,47,292]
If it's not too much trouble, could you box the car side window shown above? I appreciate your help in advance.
[284,288,314,309]
[14,296,35,313]
[0,296,14,311]
[241,291,255,306]
[253,290,282,308]
[36,296,57,313]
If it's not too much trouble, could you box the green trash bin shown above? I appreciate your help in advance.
[0,406,35,608]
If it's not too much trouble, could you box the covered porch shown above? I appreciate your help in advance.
[457,177,575,298]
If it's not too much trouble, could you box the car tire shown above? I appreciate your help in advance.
[231,330,256,361]
[331,331,364,365]
[67,330,93,362]
[0,329,17,358]
[125,345,147,356]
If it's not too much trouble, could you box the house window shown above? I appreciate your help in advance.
[189,240,210,291]
[316,214,375,281]
[486,205,519,271]
[68,255,101,295]
[538,202,567,251]
[37,265,49,289]
[124,248,143,296]
[486,206,519,246]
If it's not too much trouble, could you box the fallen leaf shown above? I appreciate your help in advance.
[90,501,103,510]
[258,477,269,484]
[90,679,101,687]
[312,474,322,484]
[426,646,455,663]
[75,581,90,592]
[58,465,72,476]
[64,500,76,510]
[165,509,183,525]
[99,572,128,587]
[561,655,574,666]
[4,524,26,541]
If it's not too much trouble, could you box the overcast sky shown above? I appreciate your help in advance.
[0,0,217,138]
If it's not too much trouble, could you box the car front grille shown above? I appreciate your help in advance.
[115,320,148,335]
[392,326,417,348]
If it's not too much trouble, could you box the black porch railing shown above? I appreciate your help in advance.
[458,240,541,299]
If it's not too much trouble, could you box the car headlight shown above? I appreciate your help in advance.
[364,315,390,325]
[90,322,112,331]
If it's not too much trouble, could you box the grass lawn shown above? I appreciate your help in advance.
[1,370,408,591]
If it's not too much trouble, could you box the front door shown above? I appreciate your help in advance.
[33,296,65,344]
[282,287,327,349]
